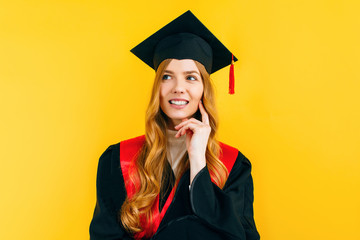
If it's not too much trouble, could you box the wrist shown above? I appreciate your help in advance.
[189,155,206,168]
[189,157,206,184]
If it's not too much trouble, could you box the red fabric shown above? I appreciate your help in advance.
[120,135,238,239]
[120,135,145,197]
[229,53,235,94]
[218,141,239,173]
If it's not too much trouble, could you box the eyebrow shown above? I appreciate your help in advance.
[164,70,200,75]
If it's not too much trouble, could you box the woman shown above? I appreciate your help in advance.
[89,10,260,240]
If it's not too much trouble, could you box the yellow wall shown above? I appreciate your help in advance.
[1,0,359,239]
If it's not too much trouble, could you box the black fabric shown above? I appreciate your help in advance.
[153,32,213,73]
[89,142,260,240]
[130,10,238,74]
[89,144,132,240]
[159,162,175,212]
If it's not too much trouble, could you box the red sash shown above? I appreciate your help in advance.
[120,135,238,239]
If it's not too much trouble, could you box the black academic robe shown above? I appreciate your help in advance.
[89,135,260,240]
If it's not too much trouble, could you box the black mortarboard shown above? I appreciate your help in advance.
[130,10,237,94]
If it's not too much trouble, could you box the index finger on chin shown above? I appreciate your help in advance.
[199,100,210,125]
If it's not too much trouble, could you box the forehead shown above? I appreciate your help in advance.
[165,59,200,73]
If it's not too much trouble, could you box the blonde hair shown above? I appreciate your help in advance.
[119,59,229,236]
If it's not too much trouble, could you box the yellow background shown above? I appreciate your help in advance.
[1,0,359,239]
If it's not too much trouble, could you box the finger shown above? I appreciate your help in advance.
[175,124,188,137]
[199,100,210,125]
[182,126,193,136]
[174,118,188,129]
[175,123,198,137]
[174,118,200,130]
[175,124,191,137]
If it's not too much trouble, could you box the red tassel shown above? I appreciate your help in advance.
[229,53,235,94]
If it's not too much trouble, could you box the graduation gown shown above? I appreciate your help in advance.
[89,135,260,240]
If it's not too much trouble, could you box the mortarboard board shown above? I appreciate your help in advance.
[130,10,237,94]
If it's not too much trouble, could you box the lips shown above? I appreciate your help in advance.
[167,98,189,109]
[168,98,189,106]
[169,98,189,102]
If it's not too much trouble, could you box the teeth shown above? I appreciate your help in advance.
[170,100,188,105]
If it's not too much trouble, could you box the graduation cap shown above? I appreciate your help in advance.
[130,10,237,94]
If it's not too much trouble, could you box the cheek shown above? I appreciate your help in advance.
[191,85,204,102]
[159,84,169,105]
[159,84,165,98]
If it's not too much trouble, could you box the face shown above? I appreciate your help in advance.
[159,59,204,129]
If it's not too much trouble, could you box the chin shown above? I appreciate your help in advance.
[160,104,199,121]
[168,113,191,120]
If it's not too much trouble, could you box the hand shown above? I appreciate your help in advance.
[174,100,211,183]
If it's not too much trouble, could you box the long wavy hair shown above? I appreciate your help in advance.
[119,59,229,237]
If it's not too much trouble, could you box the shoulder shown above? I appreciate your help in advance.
[119,135,146,162]
[96,142,121,178]
[218,142,253,190]
[120,135,145,149]
[99,135,145,158]
[218,141,239,160]
[218,141,240,173]
[218,141,251,173]
[97,135,145,168]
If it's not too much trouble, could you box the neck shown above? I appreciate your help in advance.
[166,113,198,130]
[167,119,182,130]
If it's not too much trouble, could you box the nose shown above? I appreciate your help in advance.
[172,78,186,94]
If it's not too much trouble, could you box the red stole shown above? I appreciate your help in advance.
[120,135,238,239]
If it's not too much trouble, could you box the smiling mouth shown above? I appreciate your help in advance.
[169,100,189,106]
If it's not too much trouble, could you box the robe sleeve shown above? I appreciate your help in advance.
[89,144,133,240]
[189,151,260,240]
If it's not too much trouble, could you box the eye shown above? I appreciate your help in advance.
[187,75,197,81]
[162,74,171,80]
